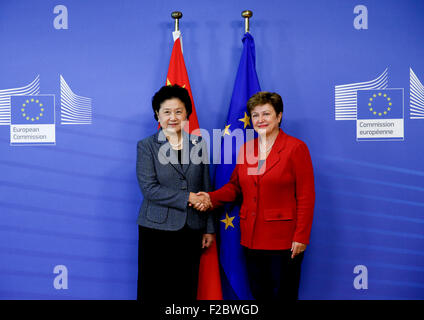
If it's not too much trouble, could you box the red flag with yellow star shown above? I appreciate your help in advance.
[166,31,222,300]
[166,32,200,134]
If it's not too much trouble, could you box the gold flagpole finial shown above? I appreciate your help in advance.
[171,11,183,32]
[241,10,253,33]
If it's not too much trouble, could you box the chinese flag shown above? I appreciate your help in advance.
[166,33,199,134]
[166,31,222,300]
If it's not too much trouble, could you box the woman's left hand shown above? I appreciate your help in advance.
[291,241,307,259]
[202,233,215,249]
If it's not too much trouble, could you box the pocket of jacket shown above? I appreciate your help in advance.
[264,208,294,221]
[146,203,169,223]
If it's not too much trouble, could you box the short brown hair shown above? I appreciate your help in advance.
[246,91,284,116]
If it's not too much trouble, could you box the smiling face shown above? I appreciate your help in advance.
[156,98,187,135]
[251,103,282,136]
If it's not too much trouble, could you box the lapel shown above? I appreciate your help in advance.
[155,129,196,177]
[181,131,197,174]
[245,138,260,185]
[155,129,185,177]
[248,129,288,185]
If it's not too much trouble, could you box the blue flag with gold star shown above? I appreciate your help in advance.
[214,33,260,300]
[11,95,55,125]
[356,89,404,141]
[357,89,403,119]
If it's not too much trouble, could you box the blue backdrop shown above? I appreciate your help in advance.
[0,0,423,299]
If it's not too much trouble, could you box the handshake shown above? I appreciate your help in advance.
[188,192,212,212]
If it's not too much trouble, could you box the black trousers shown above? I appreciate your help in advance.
[243,247,304,301]
[137,225,203,301]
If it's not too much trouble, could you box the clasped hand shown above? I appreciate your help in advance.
[188,192,212,212]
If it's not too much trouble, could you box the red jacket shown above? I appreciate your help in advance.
[209,129,315,250]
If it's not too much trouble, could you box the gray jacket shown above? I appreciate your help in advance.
[136,129,215,233]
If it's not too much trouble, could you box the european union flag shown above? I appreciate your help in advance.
[10,95,55,125]
[215,33,260,300]
[357,89,403,120]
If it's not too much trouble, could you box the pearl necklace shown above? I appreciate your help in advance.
[169,140,182,148]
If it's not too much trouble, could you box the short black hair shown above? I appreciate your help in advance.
[151,85,192,121]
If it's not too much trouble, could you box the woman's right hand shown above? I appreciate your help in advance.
[197,192,212,211]
[188,192,212,211]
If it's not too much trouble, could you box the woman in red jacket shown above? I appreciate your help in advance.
[198,91,315,300]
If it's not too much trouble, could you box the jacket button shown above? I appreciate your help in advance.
[252,212,256,217]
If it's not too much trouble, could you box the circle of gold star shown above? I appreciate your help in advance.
[21,98,44,122]
[368,92,392,117]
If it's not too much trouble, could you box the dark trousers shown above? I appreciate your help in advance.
[244,247,304,301]
[137,225,203,301]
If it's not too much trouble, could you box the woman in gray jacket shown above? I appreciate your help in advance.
[136,85,215,301]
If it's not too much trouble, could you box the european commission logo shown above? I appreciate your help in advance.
[356,89,404,141]
[10,95,56,145]
[335,67,423,141]
[0,75,92,146]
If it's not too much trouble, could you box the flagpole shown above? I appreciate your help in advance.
[241,10,252,33]
[166,11,222,300]
[171,11,182,32]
